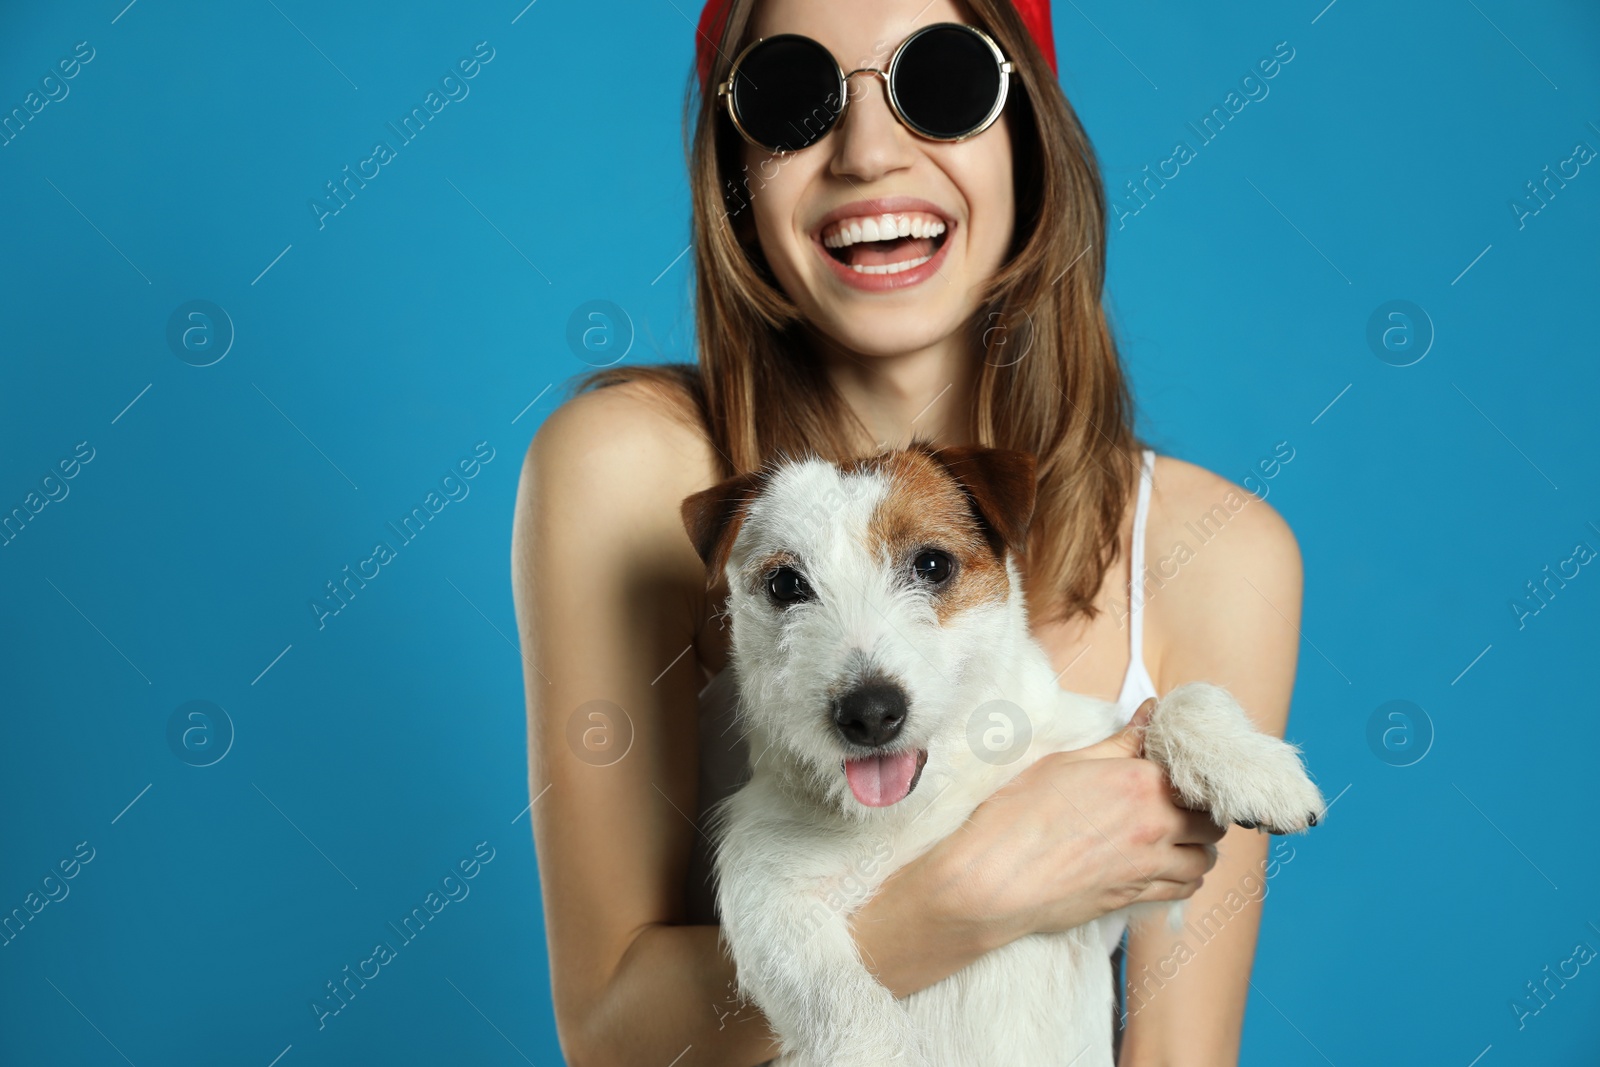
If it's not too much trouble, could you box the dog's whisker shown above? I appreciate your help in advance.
[748,744,773,774]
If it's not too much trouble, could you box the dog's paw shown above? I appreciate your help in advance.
[1180,734,1325,835]
[1144,683,1326,835]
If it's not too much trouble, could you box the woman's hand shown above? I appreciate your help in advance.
[946,698,1224,947]
[851,698,1226,992]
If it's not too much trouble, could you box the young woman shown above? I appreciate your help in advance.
[511,1,1304,1064]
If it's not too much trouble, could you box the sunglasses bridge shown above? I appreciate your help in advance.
[836,66,891,113]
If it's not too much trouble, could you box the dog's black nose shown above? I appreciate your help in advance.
[832,683,909,748]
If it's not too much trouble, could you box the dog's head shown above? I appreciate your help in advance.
[681,443,1037,815]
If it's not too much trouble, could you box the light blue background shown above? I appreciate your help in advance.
[2,1,1596,1063]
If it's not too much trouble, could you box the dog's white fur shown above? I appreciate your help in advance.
[703,455,1325,1067]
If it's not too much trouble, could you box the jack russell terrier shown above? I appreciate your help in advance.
[680,442,1325,1067]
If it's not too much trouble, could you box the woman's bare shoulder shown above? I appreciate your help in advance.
[511,378,726,646]
[526,379,721,490]
[516,380,722,537]
[1142,453,1304,693]
[1145,453,1302,582]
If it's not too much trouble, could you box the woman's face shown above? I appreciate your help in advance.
[736,0,1016,360]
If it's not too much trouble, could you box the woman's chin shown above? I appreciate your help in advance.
[812,311,963,360]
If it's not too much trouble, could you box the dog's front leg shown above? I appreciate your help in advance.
[1141,681,1326,834]
[717,829,929,1066]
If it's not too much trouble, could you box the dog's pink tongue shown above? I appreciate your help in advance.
[844,751,919,807]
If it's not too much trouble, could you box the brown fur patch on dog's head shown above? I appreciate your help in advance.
[860,444,1039,621]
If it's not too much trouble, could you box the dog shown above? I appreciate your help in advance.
[680,442,1326,1067]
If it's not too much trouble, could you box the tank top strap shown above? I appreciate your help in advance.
[1113,448,1158,716]
[1127,448,1155,669]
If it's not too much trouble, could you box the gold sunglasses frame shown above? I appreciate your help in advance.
[714,22,1015,154]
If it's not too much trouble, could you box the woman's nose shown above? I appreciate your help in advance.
[829,69,915,182]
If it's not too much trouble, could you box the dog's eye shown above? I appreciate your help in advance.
[766,566,815,605]
[912,550,954,585]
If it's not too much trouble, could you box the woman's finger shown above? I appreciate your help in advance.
[1154,842,1217,885]
[1053,699,1157,765]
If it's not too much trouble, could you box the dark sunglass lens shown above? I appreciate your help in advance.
[893,26,1003,138]
[731,35,842,151]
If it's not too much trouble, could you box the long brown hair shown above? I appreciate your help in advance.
[571,0,1141,626]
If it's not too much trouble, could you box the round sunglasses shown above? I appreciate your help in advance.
[714,22,1015,154]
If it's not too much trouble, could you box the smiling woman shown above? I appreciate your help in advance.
[513,1,1307,1065]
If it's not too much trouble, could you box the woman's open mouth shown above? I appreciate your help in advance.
[822,213,947,275]
[813,209,954,292]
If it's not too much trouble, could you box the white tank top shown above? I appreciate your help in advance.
[684,447,1161,958]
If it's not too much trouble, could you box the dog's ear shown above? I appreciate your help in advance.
[918,444,1038,560]
[680,471,766,585]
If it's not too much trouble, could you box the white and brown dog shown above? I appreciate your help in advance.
[681,443,1324,1067]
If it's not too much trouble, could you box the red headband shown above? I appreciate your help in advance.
[694,1,1057,88]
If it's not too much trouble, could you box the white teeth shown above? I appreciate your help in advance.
[822,213,948,249]
[849,252,935,275]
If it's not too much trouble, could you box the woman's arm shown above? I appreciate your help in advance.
[1117,461,1306,1066]
[513,384,774,1066]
